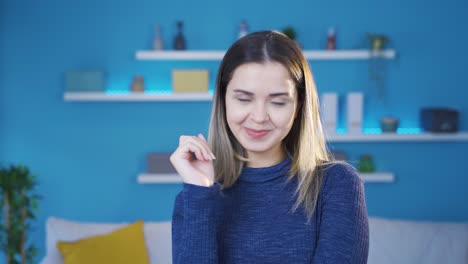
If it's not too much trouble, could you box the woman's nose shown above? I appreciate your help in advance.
[250,103,269,123]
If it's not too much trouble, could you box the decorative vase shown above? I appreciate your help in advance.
[153,24,164,50]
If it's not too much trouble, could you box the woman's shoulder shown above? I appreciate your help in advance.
[319,161,363,193]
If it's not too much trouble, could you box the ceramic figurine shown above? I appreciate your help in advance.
[130,75,145,92]
[173,21,186,50]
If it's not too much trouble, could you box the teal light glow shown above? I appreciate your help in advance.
[335,128,423,135]
[105,88,173,94]
[143,89,168,93]
[336,128,347,134]
[363,128,423,134]
[105,79,216,95]
[104,89,215,96]
[397,128,422,134]
[106,90,130,95]
[363,128,382,134]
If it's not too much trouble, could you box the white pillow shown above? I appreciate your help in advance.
[145,220,172,264]
[368,217,468,264]
[40,217,172,264]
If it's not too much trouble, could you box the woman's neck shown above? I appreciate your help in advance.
[246,145,286,168]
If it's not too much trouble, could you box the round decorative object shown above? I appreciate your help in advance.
[380,117,399,133]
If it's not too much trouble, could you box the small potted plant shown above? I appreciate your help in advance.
[367,33,389,51]
[0,164,41,264]
[282,26,297,41]
[358,155,375,173]
[366,33,391,97]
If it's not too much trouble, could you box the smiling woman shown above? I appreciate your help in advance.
[225,62,298,168]
[169,31,369,264]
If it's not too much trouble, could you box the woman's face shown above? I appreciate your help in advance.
[225,62,298,161]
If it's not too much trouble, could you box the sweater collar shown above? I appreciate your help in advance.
[239,156,292,183]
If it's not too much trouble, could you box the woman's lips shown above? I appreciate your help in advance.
[245,128,270,139]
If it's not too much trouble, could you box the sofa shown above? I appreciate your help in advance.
[40,217,172,264]
[40,216,468,264]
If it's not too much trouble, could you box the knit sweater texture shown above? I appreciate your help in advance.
[172,157,369,263]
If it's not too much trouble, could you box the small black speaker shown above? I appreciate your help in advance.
[420,108,459,133]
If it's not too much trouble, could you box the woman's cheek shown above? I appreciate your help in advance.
[270,106,296,125]
[229,109,249,123]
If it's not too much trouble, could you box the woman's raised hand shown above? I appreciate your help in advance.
[170,134,216,187]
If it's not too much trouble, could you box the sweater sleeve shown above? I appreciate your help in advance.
[312,164,369,264]
[172,182,221,264]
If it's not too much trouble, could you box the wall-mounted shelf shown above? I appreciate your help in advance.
[359,172,395,183]
[138,174,183,184]
[66,49,397,101]
[64,92,213,102]
[137,172,395,184]
[327,132,468,142]
[135,49,396,61]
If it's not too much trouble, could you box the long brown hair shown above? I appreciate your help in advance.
[208,31,331,221]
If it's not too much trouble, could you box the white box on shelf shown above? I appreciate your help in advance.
[347,92,363,134]
[321,93,338,134]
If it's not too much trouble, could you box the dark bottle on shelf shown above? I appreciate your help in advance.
[173,21,186,50]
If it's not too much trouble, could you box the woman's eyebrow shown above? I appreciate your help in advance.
[233,89,254,95]
[269,92,290,97]
[233,89,290,97]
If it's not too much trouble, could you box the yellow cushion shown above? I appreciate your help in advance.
[57,220,149,264]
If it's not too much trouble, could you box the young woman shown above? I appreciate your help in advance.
[170,31,369,263]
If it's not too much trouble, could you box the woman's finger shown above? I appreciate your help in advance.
[196,134,215,159]
[176,141,206,161]
[180,139,211,160]
[198,133,207,143]
[183,135,214,160]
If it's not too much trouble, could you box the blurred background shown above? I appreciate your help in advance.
[1,0,467,261]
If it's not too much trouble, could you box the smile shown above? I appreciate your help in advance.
[245,128,270,139]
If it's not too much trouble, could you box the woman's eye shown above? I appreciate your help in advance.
[272,102,286,106]
[237,98,251,102]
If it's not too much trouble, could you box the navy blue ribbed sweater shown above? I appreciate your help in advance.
[172,157,369,263]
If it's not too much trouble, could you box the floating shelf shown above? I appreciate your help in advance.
[137,172,395,184]
[61,94,468,143]
[135,49,396,61]
[359,172,395,183]
[138,174,183,184]
[64,92,213,102]
[327,132,468,142]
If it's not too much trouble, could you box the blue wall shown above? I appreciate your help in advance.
[2,0,468,260]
